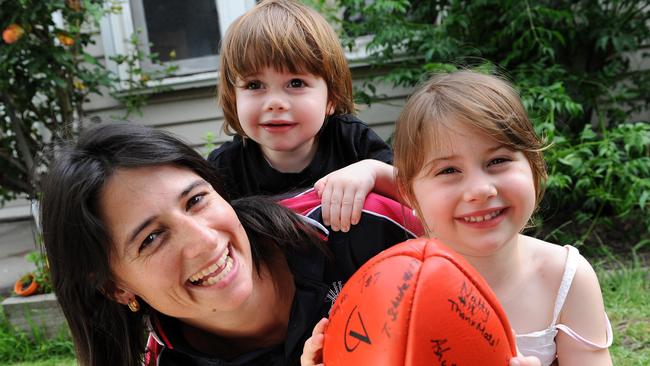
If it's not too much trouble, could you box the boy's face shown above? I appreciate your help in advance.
[235,67,332,172]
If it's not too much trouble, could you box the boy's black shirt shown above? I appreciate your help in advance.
[207,114,393,200]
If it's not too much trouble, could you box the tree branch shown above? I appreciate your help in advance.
[0,94,35,197]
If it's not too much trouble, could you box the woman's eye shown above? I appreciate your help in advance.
[186,193,206,210]
[245,80,262,90]
[140,231,161,252]
[288,78,306,88]
[436,167,458,175]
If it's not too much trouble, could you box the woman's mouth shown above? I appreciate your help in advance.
[188,246,234,286]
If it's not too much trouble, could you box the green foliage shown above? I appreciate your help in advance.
[319,0,650,253]
[598,258,650,365]
[0,0,176,203]
[0,311,74,363]
[23,251,52,295]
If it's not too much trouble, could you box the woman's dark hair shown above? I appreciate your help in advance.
[40,123,324,366]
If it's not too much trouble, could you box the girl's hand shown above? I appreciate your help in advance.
[300,318,329,366]
[510,355,541,366]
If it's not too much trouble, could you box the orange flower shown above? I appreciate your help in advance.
[57,33,75,46]
[66,0,82,11]
[2,24,25,44]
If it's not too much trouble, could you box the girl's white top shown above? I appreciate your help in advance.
[516,245,613,366]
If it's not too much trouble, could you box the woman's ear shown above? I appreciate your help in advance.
[112,287,136,305]
[103,281,136,305]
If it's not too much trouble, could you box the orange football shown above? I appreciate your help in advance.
[323,238,516,366]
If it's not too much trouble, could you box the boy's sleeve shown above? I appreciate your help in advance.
[359,124,393,164]
[337,114,393,164]
[206,140,243,200]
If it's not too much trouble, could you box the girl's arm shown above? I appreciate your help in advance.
[555,255,613,365]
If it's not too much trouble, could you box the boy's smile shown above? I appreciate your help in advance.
[235,67,332,173]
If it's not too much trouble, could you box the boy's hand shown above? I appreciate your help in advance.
[300,317,329,366]
[315,160,388,232]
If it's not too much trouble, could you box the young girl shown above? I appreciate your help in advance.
[209,0,396,232]
[392,71,613,365]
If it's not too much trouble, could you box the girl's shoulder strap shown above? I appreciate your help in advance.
[550,245,580,325]
[552,245,614,349]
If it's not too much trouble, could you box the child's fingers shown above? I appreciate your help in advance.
[339,186,357,232]
[328,187,343,231]
[509,356,540,366]
[350,188,367,226]
[312,317,329,335]
[320,184,333,226]
[300,332,325,366]
[314,177,327,198]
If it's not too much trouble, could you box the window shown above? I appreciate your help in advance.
[101,0,256,88]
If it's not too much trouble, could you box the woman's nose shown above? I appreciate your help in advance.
[179,217,220,259]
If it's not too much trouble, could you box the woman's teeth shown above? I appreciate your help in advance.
[462,209,502,223]
[188,247,233,286]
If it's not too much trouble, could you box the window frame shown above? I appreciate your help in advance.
[100,0,256,91]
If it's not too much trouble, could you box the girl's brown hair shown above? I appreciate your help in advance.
[218,0,354,136]
[393,71,547,221]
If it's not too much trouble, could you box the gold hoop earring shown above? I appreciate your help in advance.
[127,298,140,312]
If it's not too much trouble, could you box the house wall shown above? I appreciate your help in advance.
[0,28,414,249]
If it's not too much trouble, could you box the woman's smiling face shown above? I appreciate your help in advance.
[100,165,255,321]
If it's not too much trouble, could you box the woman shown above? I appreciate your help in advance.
[40,123,416,366]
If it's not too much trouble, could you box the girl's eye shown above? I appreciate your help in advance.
[288,78,306,88]
[245,80,262,90]
[488,157,510,166]
[436,167,458,175]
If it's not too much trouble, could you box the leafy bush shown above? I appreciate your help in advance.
[312,0,650,253]
[1,0,175,204]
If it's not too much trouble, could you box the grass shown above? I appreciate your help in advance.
[1,257,648,366]
[0,309,75,365]
[598,256,650,366]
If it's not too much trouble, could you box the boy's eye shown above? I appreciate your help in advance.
[288,78,306,88]
[245,80,262,90]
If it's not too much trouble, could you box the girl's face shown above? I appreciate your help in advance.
[411,123,537,257]
[235,67,332,171]
[100,165,255,323]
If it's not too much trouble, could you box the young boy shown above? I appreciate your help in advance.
[209,0,396,232]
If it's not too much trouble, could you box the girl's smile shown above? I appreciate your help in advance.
[412,123,537,256]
